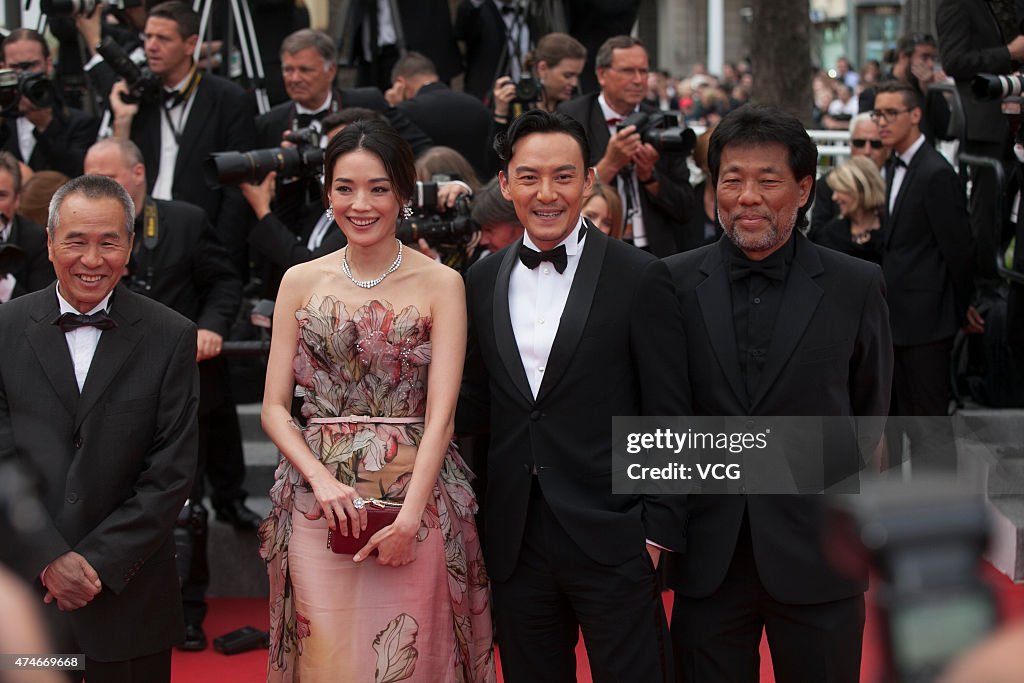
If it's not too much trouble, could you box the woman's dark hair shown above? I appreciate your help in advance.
[708,104,817,228]
[523,32,586,73]
[494,109,590,172]
[322,120,416,207]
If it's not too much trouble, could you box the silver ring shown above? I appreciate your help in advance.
[352,497,366,510]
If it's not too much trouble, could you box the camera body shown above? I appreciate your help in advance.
[96,37,160,105]
[972,72,1024,101]
[204,123,325,188]
[617,110,696,156]
[396,180,476,249]
[0,69,58,113]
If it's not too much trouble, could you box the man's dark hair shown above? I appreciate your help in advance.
[280,29,336,64]
[390,51,437,83]
[147,1,200,39]
[322,107,387,135]
[708,104,817,227]
[595,35,644,70]
[323,119,416,206]
[2,28,50,61]
[48,175,135,238]
[493,109,590,174]
[471,177,522,228]
[874,79,922,111]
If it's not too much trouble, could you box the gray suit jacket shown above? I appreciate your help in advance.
[0,283,199,661]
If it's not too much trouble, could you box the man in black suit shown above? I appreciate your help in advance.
[253,30,431,239]
[341,0,463,90]
[386,51,493,178]
[662,105,893,683]
[0,152,53,301]
[0,174,199,682]
[108,1,256,278]
[84,137,247,651]
[0,29,99,178]
[875,81,974,467]
[455,0,535,101]
[458,109,687,682]
[559,36,692,257]
[938,0,1024,284]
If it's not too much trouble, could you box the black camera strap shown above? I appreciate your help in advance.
[129,198,159,292]
[619,166,641,241]
[161,66,202,147]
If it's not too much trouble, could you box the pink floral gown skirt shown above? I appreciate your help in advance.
[259,296,495,682]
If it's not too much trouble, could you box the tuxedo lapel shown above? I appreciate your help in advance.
[888,148,926,232]
[536,222,607,402]
[76,286,144,429]
[696,241,748,408]
[174,78,213,185]
[26,286,78,418]
[492,241,534,405]
[137,104,163,194]
[751,235,824,409]
[587,97,611,164]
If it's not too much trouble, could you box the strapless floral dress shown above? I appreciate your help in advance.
[259,296,494,682]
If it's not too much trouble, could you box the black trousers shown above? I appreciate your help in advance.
[80,650,171,683]
[492,487,673,683]
[887,338,957,471]
[670,514,864,683]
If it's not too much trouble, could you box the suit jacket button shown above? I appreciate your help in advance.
[530,410,541,421]
[66,493,79,504]
[73,435,83,449]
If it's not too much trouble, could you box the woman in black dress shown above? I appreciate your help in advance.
[811,156,885,263]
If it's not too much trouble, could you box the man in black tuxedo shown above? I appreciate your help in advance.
[0,29,99,178]
[84,137,247,651]
[559,36,692,257]
[387,51,493,178]
[252,30,430,252]
[458,109,687,682]
[0,175,199,681]
[662,105,893,683]
[875,81,973,465]
[108,1,256,278]
[0,152,54,301]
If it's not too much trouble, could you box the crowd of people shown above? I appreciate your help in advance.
[1,0,1023,681]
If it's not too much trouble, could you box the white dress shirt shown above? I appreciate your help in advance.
[152,72,199,201]
[888,133,926,214]
[597,94,647,247]
[57,287,114,391]
[16,117,36,166]
[509,218,585,398]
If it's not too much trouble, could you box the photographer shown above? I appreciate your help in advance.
[938,0,1023,286]
[67,0,147,108]
[0,29,99,177]
[109,0,256,279]
[406,146,480,272]
[559,35,693,257]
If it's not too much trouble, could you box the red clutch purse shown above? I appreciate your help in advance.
[327,499,402,555]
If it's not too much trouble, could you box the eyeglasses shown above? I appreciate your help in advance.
[851,138,884,149]
[869,108,911,123]
[609,67,650,79]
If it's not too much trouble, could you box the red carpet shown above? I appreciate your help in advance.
[173,564,1024,682]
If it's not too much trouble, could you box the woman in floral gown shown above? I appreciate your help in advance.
[259,120,494,682]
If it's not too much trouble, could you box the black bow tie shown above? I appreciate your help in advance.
[728,259,785,282]
[162,89,185,109]
[53,311,118,333]
[889,155,907,169]
[519,244,568,273]
[295,110,328,128]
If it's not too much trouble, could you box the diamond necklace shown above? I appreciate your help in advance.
[342,239,403,289]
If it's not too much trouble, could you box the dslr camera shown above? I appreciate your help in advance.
[204,123,325,188]
[397,180,476,249]
[971,72,1024,101]
[97,37,160,105]
[0,69,58,113]
[617,111,696,156]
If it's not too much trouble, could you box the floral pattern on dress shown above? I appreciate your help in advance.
[259,296,494,682]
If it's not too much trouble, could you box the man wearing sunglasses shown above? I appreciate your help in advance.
[809,112,890,236]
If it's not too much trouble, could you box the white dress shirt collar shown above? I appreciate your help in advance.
[295,92,333,116]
